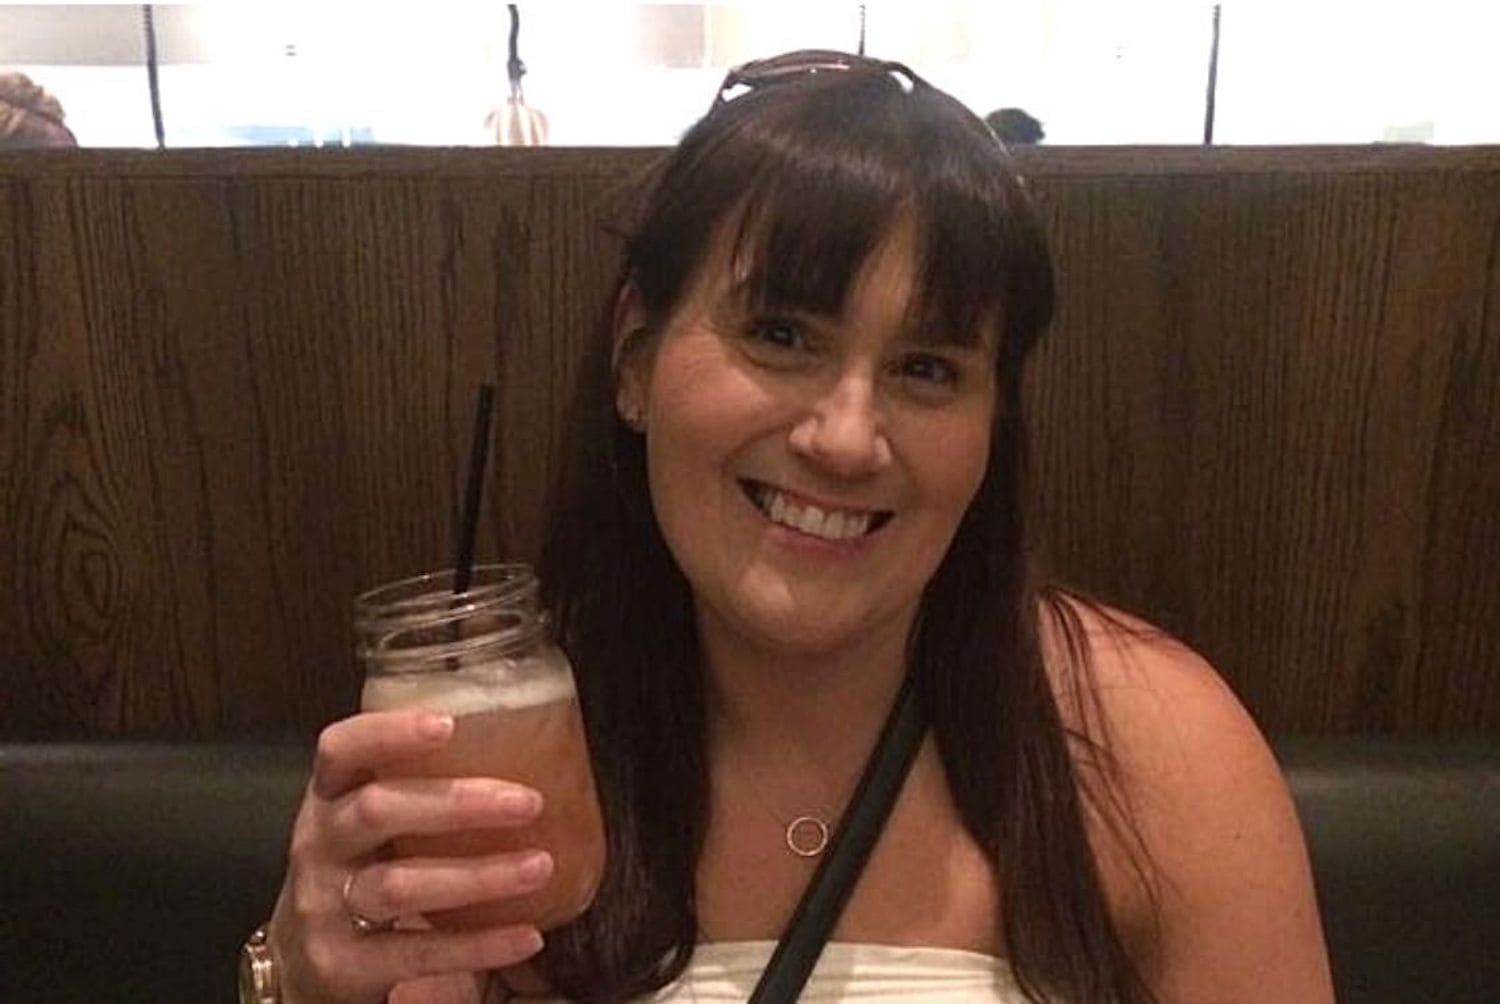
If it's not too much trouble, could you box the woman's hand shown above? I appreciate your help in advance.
[266,709,550,1004]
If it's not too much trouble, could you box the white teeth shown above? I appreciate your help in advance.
[751,485,879,542]
[796,505,826,536]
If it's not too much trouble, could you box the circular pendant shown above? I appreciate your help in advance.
[785,815,830,857]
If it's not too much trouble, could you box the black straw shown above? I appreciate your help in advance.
[452,383,496,594]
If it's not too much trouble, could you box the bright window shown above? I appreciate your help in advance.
[1,2,1494,149]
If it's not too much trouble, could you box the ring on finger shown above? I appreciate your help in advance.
[342,869,397,935]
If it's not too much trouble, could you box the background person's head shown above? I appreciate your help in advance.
[985,106,1045,146]
[0,71,78,148]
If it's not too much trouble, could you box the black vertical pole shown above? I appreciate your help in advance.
[142,4,165,148]
[1203,3,1221,145]
[507,4,523,93]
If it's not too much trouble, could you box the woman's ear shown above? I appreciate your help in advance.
[612,283,650,431]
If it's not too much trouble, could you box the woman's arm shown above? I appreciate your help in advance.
[1070,610,1336,1003]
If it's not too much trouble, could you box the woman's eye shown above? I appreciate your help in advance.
[747,317,808,352]
[898,353,960,387]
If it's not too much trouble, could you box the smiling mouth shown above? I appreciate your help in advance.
[739,479,894,543]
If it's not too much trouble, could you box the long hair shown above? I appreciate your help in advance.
[536,57,1156,1003]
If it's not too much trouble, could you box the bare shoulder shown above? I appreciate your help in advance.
[1041,597,1264,777]
[1039,593,1335,1003]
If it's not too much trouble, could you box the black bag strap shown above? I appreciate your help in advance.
[746,670,927,1003]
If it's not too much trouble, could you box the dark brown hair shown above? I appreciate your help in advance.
[536,54,1155,1004]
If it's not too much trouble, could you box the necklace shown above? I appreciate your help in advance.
[726,751,857,858]
[782,815,832,858]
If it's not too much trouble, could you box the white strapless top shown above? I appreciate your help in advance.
[529,941,1026,1002]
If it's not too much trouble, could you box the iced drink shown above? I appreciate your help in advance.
[355,564,604,932]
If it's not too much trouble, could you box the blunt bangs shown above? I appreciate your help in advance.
[628,70,1054,362]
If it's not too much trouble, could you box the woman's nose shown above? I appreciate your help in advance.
[787,377,893,478]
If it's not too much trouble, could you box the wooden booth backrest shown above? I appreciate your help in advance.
[2,147,1497,739]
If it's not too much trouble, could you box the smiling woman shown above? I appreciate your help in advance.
[256,49,1334,1004]
[525,50,1329,1004]
[615,217,997,661]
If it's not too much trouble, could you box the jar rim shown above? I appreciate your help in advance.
[353,563,537,623]
[354,563,547,670]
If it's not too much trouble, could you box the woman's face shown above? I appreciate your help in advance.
[619,219,997,659]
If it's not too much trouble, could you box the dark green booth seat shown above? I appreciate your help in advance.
[2,738,1496,1002]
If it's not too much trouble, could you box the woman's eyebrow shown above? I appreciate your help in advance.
[734,285,838,320]
[897,321,993,351]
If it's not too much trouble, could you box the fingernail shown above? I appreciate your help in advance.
[518,928,545,955]
[500,788,543,816]
[417,713,454,740]
[519,851,554,883]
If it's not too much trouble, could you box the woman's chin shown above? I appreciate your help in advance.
[709,579,910,662]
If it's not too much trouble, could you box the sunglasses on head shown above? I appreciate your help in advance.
[714,49,923,108]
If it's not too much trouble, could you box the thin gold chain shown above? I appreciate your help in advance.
[723,749,862,858]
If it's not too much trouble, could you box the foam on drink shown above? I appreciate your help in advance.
[361,655,575,715]
[362,650,605,932]
[354,565,605,932]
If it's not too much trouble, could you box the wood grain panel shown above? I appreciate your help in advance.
[1,150,644,737]
[2,147,1497,738]
[1024,153,1500,734]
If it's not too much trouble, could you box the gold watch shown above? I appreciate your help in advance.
[238,925,279,1004]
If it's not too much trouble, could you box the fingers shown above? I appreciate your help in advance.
[282,920,543,1004]
[376,924,544,989]
[345,850,554,922]
[272,709,557,1003]
[326,776,544,860]
[390,925,544,983]
[313,710,456,800]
